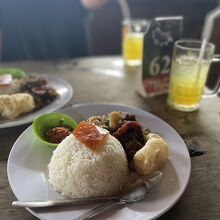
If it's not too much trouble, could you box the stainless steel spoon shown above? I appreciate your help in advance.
[74,171,162,220]
[12,196,119,208]
[12,171,162,210]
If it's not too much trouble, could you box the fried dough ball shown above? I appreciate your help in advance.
[108,111,121,131]
[0,93,35,119]
[133,133,168,175]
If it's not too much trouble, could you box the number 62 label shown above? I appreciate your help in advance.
[149,55,171,76]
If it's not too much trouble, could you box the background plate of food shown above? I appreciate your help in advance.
[0,70,73,128]
[7,103,191,220]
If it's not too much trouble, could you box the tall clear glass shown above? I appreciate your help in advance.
[122,19,149,66]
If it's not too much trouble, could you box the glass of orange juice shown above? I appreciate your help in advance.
[122,19,149,66]
[167,40,220,112]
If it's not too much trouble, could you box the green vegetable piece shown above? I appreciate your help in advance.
[0,68,26,79]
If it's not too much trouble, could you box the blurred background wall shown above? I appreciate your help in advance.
[0,0,87,61]
[0,0,219,61]
[86,0,218,55]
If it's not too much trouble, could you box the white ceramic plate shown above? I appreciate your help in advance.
[7,103,191,220]
[0,74,73,128]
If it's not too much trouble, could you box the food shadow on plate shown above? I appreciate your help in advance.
[31,202,110,215]
[122,160,180,213]
[21,136,54,172]
[19,135,70,200]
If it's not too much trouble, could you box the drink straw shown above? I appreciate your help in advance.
[118,0,131,20]
[196,39,207,82]
[118,0,132,33]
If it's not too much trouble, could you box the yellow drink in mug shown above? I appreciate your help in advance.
[122,19,149,66]
[167,40,220,112]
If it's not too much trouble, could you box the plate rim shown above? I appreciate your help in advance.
[0,74,73,128]
[7,103,191,220]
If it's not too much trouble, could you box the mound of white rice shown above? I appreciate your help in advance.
[48,133,129,198]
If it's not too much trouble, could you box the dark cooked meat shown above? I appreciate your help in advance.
[113,121,146,163]
[86,111,151,168]
[20,75,47,88]
[117,112,136,130]
[20,75,58,110]
[121,112,136,122]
